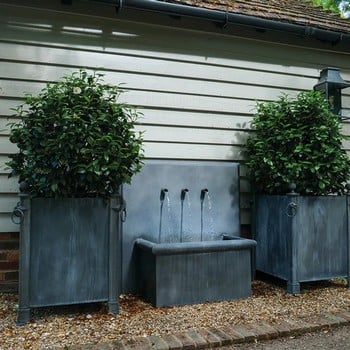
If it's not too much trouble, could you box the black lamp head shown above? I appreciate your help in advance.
[314,67,350,116]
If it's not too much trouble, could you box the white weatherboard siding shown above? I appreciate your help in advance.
[0,3,350,231]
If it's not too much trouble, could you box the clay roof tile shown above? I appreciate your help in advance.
[163,0,350,33]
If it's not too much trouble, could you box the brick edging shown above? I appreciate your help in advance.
[49,311,350,350]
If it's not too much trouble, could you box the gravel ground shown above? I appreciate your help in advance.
[1,278,350,350]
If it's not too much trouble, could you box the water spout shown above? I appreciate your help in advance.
[159,188,169,242]
[180,189,189,242]
[181,188,189,201]
[200,188,208,202]
[160,188,168,202]
[200,188,209,241]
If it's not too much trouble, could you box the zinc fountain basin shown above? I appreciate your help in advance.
[121,160,256,306]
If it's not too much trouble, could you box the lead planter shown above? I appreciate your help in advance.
[16,194,121,325]
[135,236,256,307]
[253,194,350,294]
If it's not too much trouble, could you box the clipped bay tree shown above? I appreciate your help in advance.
[7,69,143,197]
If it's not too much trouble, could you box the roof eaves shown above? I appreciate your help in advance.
[92,0,350,45]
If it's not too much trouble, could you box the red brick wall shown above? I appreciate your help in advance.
[0,232,19,291]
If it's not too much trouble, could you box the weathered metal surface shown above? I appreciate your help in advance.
[135,237,256,307]
[254,195,291,280]
[296,196,348,280]
[254,194,350,293]
[121,160,241,294]
[17,193,31,325]
[17,196,120,324]
[108,194,122,314]
[29,198,109,307]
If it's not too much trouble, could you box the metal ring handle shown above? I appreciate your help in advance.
[286,202,298,218]
[11,206,24,225]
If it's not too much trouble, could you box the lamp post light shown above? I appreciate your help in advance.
[314,67,350,117]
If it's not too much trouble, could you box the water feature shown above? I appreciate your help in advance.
[121,160,256,305]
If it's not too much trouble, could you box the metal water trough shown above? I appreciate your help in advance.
[121,160,256,306]
[135,236,256,307]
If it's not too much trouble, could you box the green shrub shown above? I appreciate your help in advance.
[7,70,144,197]
[245,90,350,195]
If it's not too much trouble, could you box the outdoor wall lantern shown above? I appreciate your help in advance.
[314,67,350,117]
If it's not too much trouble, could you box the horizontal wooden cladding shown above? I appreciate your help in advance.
[4,104,350,137]
[0,213,18,233]
[341,121,350,134]
[0,83,257,115]
[0,38,318,85]
[0,73,300,106]
[0,155,11,174]
[0,142,244,172]
[0,108,253,132]
[137,125,250,146]
[342,140,350,150]
[0,126,247,153]
[0,51,316,92]
[2,111,349,158]
[0,137,17,154]
[154,140,350,177]
[142,109,252,130]
[143,143,244,160]
[0,175,18,192]
[0,117,16,135]
[0,78,296,112]
[140,113,350,148]
[342,118,350,147]
[3,117,349,161]
[0,195,17,213]
[130,89,350,113]
[2,93,349,126]
[0,99,22,117]
[0,122,250,153]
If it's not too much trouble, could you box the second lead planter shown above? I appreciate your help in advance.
[254,193,350,294]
